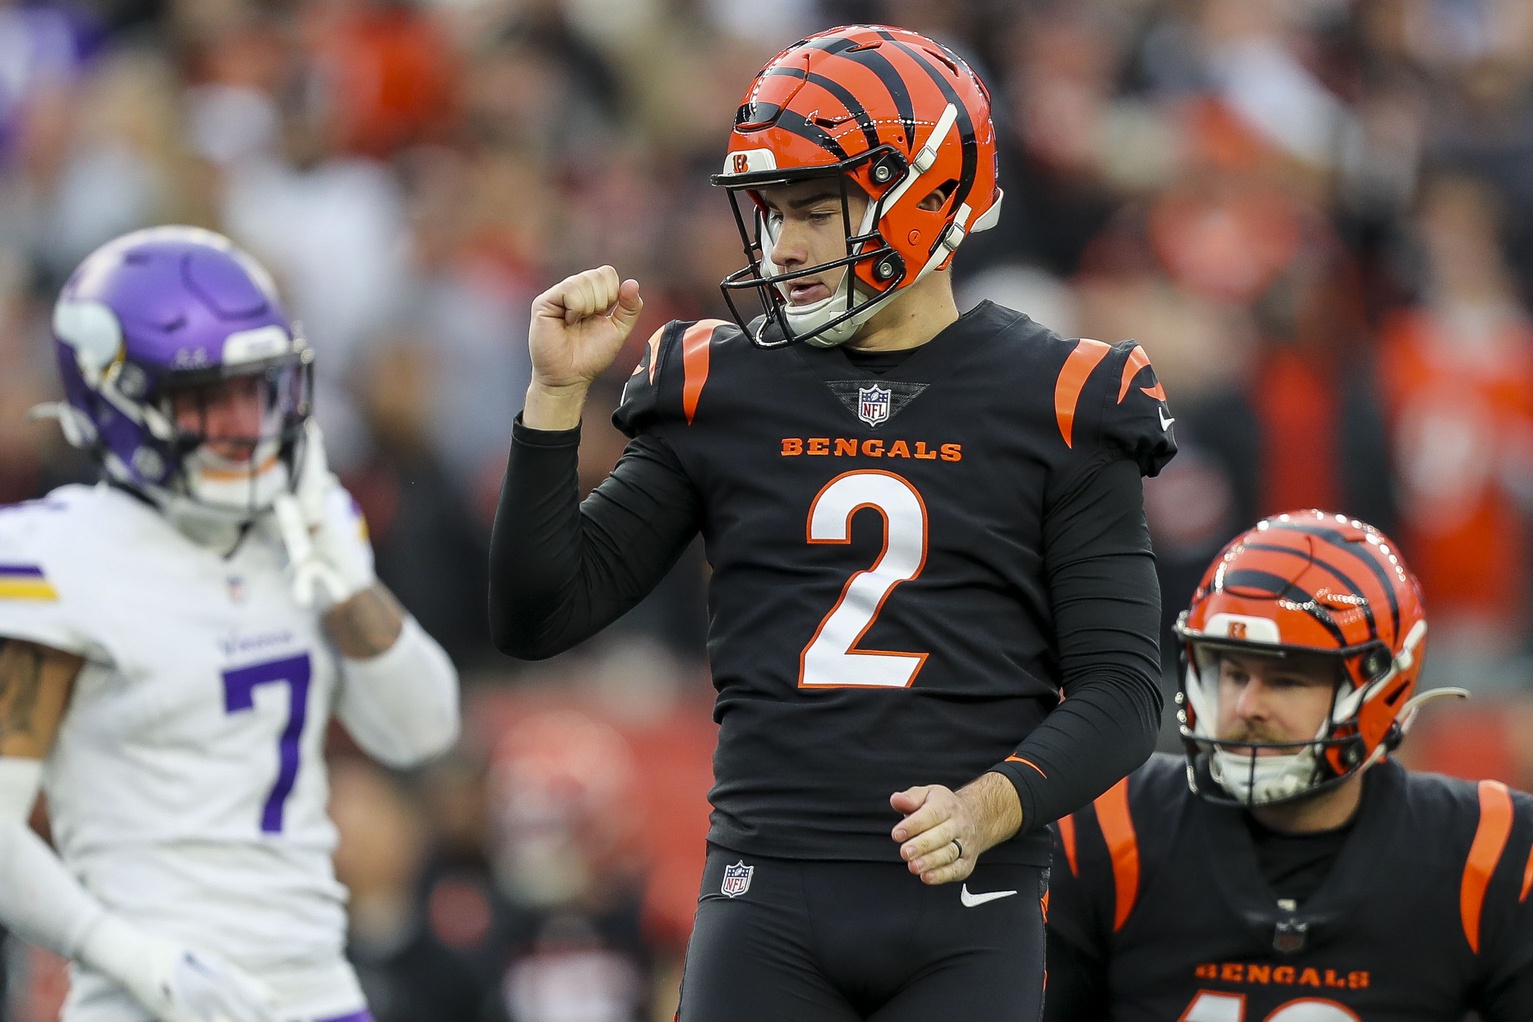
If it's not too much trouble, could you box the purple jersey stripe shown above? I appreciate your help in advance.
[0,564,45,578]
[317,1012,374,1022]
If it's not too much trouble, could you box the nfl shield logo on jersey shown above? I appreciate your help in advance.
[721,860,754,897]
[857,384,891,427]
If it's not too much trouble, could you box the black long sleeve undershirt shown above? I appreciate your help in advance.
[489,420,1163,831]
[489,418,701,659]
[995,453,1165,832]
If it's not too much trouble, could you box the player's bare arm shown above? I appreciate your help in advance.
[523,266,643,430]
[323,583,405,659]
[890,771,1024,885]
[0,638,82,759]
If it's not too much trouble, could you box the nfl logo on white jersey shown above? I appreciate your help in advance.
[721,860,754,897]
[857,384,891,427]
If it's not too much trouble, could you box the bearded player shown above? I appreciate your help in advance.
[1046,510,1533,1021]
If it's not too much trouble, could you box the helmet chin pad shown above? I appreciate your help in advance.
[1209,746,1319,806]
[181,439,292,517]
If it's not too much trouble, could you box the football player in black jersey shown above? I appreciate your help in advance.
[490,24,1177,1021]
[1045,510,1533,1022]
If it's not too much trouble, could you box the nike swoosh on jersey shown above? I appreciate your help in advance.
[1158,406,1175,431]
[960,884,1018,908]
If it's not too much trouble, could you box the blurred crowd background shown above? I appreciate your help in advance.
[4,0,1533,1018]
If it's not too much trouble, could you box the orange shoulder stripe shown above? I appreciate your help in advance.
[638,326,666,384]
[1054,338,1112,448]
[681,320,727,424]
[1117,343,1167,403]
[1462,779,1514,954]
[1521,841,1533,903]
[1056,813,1079,877]
[1094,777,1140,932]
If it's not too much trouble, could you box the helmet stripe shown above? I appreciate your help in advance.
[1266,522,1402,642]
[816,38,917,149]
[877,31,979,236]
[1218,568,1348,645]
[804,72,882,153]
[1241,541,1378,642]
[768,108,851,162]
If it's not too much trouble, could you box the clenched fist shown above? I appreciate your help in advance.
[524,266,643,430]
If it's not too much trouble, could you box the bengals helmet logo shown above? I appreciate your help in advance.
[1227,621,1247,639]
[732,153,749,174]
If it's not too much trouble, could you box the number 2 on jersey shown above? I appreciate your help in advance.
[800,470,929,688]
[221,654,312,834]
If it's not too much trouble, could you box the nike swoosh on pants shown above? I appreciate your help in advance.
[960,884,1018,908]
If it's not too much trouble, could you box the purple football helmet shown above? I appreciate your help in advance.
[45,226,313,520]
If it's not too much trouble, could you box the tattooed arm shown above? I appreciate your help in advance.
[0,637,109,954]
[328,584,460,769]
[0,638,82,759]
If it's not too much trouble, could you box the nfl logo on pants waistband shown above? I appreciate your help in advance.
[858,384,891,427]
[721,861,754,897]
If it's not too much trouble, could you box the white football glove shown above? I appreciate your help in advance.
[272,419,376,610]
[78,913,279,1022]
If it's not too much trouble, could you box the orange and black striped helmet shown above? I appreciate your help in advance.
[1174,510,1430,807]
[711,25,1002,348]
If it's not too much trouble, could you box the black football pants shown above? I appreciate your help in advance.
[675,844,1047,1021]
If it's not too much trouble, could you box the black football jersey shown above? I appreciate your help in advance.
[611,302,1175,864]
[1047,753,1533,1021]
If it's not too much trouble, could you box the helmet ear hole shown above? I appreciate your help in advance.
[918,181,958,212]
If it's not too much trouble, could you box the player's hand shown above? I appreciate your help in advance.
[890,773,1023,885]
[272,420,375,610]
[79,914,279,1022]
[157,947,279,1022]
[527,266,643,392]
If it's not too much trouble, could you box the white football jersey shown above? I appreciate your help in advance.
[0,483,365,1020]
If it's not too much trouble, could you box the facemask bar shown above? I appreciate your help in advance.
[153,351,314,519]
[1175,634,1394,808]
[715,104,971,348]
[718,170,900,349]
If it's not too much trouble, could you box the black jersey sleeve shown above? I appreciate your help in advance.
[487,419,702,660]
[990,453,1163,831]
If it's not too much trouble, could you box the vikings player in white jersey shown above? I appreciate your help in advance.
[0,227,460,1022]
